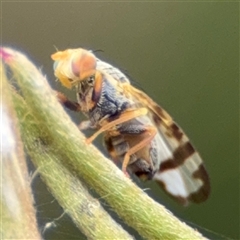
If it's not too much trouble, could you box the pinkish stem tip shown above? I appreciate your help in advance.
[0,48,12,61]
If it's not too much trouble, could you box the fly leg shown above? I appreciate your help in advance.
[121,126,157,177]
[85,107,148,144]
[56,91,81,112]
[56,91,97,130]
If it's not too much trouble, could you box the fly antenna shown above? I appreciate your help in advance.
[53,45,59,51]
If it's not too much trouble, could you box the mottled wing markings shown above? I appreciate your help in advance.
[96,56,210,205]
[126,85,210,204]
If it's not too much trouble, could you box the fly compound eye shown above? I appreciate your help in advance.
[87,75,95,85]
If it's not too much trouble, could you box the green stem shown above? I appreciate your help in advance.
[11,90,134,240]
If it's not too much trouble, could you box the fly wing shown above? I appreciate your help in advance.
[125,85,210,205]
[96,57,210,205]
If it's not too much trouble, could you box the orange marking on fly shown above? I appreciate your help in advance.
[52,47,210,205]
[51,48,97,88]
[91,71,103,103]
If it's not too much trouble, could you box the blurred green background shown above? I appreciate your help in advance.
[2,2,239,240]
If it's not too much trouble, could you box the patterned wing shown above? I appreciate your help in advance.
[96,55,210,205]
[126,85,210,205]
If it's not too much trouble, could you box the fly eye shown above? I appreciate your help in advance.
[87,75,95,85]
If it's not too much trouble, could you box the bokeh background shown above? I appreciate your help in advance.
[2,1,239,240]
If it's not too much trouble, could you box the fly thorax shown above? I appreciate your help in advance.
[88,76,131,125]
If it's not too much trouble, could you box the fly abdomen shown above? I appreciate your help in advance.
[109,135,129,158]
